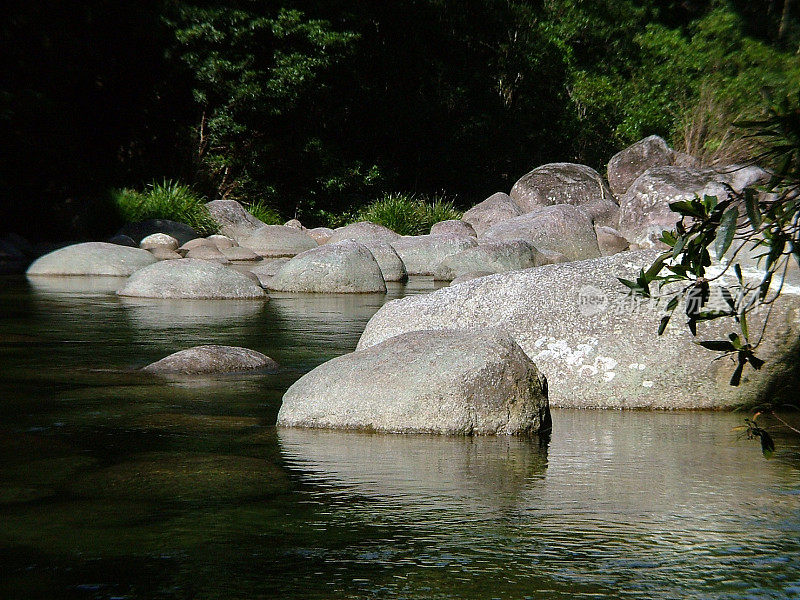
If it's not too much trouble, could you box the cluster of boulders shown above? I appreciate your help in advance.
[19,135,797,433]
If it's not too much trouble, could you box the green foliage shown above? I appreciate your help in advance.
[244,201,283,225]
[354,193,463,236]
[625,93,800,390]
[111,180,218,236]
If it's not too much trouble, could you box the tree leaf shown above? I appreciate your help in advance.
[698,340,737,352]
[744,189,762,230]
[714,207,738,259]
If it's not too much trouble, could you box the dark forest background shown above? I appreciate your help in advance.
[1,0,799,240]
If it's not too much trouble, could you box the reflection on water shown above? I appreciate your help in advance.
[0,275,799,599]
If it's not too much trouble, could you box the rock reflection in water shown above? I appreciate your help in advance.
[26,275,126,296]
[279,428,549,517]
[119,297,267,330]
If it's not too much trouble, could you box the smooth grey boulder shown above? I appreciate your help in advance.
[278,329,550,435]
[450,271,494,285]
[618,166,733,247]
[117,220,198,246]
[362,241,408,282]
[595,225,630,256]
[221,246,260,261]
[185,245,230,264]
[509,163,619,226]
[430,220,477,238]
[714,164,771,193]
[432,240,540,281]
[207,234,237,250]
[607,135,675,196]
[357,251,800,409]
[140,233,179,251]
[306,227,334,245]
[284,219,304,229]
[118,258,266,299]
[327,221,401,245]
[268,240,386,293]
[205,200,266,242]
[537,249,570,265]
[241,225,318,258]
[142,345,278,374]
[148,248,183,261]
[27,242,157,276]
[462,192,522,236]
[482,204,600,262]
[249,258,290,288]
[390,235,478,276]
[180,238,216,251]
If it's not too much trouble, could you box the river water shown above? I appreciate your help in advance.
[0,275,798,599]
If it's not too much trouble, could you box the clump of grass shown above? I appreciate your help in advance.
[355,192,462,236]
[244,200,283,225]
[111,180,219,236]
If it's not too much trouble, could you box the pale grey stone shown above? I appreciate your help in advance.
[278,329,550,435]
[357,250,800,409]
[142,345,278,374]
[117,220,198,246]
[482,204,600,262]
[207,234,238,250]
[27,242,157,276]
[118,258,266,299]
[463,192,522,236]
[268,240,386,293]
[327,221,401,245]
[430,220,477,238]
[510,163,619,226]
[450,271,495,285]
[205,199,265,242]
[185,245,230,264]
[595,225,630,256]
[306,227,335,245]
[140,233,179,251]
[240,225,318,258]
[607,135,675,196]
[390,235,478,276]
[249,258,290,288]
[148,248,183,261]
[362,241,408,282]
[433,240,540,281]
[221,246,260,261]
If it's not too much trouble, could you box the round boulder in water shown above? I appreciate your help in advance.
[142,345,278,374]
[27,242,157,276]
[278,329,550,435]
[241,225,318,258]
[117,258,266,299]
[268,240,386,293]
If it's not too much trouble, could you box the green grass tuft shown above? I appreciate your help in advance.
[111,180,219,236]
[244,201,283,225]
[354,192,462,236]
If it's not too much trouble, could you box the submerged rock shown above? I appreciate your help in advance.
[26,242,157,276]
[117,258,266,299]
[268,240,386,293]
[278,329,550,435]
[357,251,800,409]
[142,345,278,374]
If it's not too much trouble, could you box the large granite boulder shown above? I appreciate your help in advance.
[327,221,401,245]
[278,329,550,435]
[268,240,386,293]
[462,192,522,236]
[390,235,478,276]
[606,135,675,196]
[362,241,408,282]
[357,251,800,409]
[482,204,600,262]
[117,220,199,246]
[618,166,733,247]
[240,225,318,258]
[509,163,619,226]
[306,227,335,245]
[430,220,477,238]
[118,258,266,299]
[27,242,157,276]
[714,164,772,193]
[142,345,278,374]
[249,258,290,288]
[595,225,630,256]
[432,240,540,281]
[205,200,265,242]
